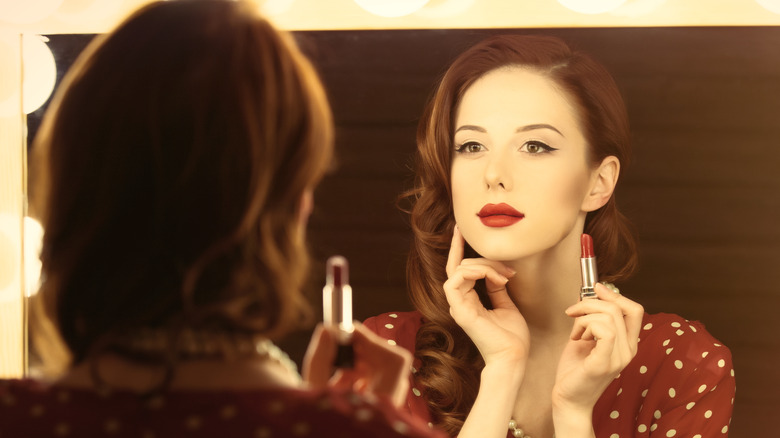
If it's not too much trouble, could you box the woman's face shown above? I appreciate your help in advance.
[451,67,596,262]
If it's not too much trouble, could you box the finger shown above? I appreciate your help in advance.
[594,283,644,354]
[351,324,412,407]
[456,266,509,286]
[446,225,465,277]
[302,324,336,388]
[567,300,631,366]
[460,258,516,279]
[569,315,618,372]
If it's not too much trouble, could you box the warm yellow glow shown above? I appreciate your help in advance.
[23,217,43,297]
[0,214,18,301]
[0,34,57,117]
[415,0,476,18]
[0,0,777,33]
[557,0,627,15]
[756,0,780,14]
[353,0,430,17]
[53,0,124,27]
[0,33,20,118]
[258,0,296,16]
[0,0,64,25]
[611,0,666,18]
[22,34,56,114]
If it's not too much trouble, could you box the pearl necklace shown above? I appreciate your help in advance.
[118,328,301,382]
[508,419,530,438]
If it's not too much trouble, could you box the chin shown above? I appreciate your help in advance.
[467,239,530,263]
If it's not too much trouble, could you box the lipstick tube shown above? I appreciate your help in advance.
[580,234,599,300]
[323,255,354,367]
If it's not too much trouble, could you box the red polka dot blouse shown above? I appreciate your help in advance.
[365,311,735,438]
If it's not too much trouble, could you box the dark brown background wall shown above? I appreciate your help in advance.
[33,27,780,437]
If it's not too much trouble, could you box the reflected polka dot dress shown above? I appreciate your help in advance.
[364,311,735,438]
[0,380,446,437]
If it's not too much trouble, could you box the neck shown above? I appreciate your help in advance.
[504,235,582,337]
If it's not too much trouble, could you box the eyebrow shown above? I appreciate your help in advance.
[454,123,564,137]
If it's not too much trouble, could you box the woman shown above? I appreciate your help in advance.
[0,1,443,437]
[366,35,735,438]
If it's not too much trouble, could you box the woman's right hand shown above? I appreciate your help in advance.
[302,323,411,408]
[444,226,530,367]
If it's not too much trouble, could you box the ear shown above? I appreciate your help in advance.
[581,156,620,213]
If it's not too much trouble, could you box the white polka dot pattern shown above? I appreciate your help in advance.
[0,350,444,438]
[361,311,735,438]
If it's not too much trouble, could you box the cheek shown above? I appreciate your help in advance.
[450,164,473,221]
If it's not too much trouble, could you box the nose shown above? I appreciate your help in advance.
[484,152,512,191]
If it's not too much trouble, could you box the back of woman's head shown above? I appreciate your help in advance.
[32,0,333,366]
[408,34,637,434]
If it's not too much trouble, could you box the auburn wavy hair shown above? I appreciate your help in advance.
[404,34,638,435]
[30,0,333,375]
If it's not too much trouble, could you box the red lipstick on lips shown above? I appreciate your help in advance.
[477,203,525,227]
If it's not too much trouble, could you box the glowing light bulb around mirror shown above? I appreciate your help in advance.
[557,0,627,14]
[0,34,57,117]
[22,34,57,114]
[353,0,430,18]
[756,0,780,14]
[0,215,43,301]
[23,216,43,297]
[0,0,64,24]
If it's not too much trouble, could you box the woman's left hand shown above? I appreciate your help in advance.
[551,283,644,425]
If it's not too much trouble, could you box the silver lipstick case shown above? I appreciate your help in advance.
[580,257,599,300]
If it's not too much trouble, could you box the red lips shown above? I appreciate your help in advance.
[477,203,524,227]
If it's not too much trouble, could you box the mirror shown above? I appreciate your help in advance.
[19,24,780,437]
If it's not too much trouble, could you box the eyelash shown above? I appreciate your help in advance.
[521,140,558,154]
[454,141,484,154]
[454,140,559,154]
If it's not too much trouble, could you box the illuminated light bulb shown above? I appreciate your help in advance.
[756,0,780,14]
[557,0,627,14]
[415,0,475,18]
[23,216,43,297]
[22,34,57,114]
[0,0,64,24]
[0,215,43,301]
[353,0,430,17]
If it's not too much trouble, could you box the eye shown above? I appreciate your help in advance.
[455,141,486,154]
[521,140,558,154]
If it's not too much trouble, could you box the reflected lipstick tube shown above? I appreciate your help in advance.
[580,234,599,300]
[323,255,354,367]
